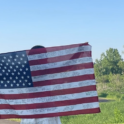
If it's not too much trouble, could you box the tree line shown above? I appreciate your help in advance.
[94,47,124,86]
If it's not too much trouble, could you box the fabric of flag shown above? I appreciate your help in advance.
[0,42,100,119]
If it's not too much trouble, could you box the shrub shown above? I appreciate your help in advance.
[98,92,108,97]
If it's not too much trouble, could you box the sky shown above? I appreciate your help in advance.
[0,0,124,61]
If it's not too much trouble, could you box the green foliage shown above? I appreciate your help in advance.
[98,92,108,97]
[120,95,124,100]
[108,74,124,92]
[60,101,124,124]
[96,75,109,83]
[106,93,121,100]
[97,74,124,101]
[114,108,123,123]
[94,48,122,77]
[97,73,124,99]
[94,59,103,77]
[118,60,124,74]
[98,91,124,101]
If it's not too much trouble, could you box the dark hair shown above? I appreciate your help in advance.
[28,45,46,55]
[31,45,45,49]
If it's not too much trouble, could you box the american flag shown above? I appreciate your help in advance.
[0,42,100,119]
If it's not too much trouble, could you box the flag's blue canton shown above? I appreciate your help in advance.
[0,51,33,89]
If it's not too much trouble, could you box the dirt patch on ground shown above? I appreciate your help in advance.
[0,119,20,124]
[99,98,114,102]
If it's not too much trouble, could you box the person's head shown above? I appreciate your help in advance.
[31,45,45,50]
[28,45,47,55]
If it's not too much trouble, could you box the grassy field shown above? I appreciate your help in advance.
[61,100,124,124]
[10,99,124,124]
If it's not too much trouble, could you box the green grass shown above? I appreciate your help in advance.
[98,91,124,101]
[10,100,124,124]
[61,101,124,124]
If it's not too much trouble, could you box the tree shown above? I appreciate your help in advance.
[94,48,122,77]
[94,59,102,77]
[118,60,124,74]
[119,45,124,74]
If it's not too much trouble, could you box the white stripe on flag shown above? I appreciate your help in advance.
[0,91,97,104]
[30,57,92,71]
[28,45,91,61]
[0,80,96,94]
[32,68,94,82]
